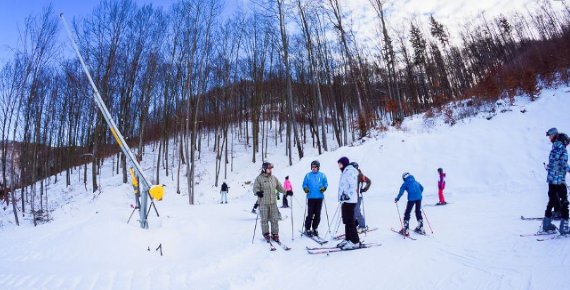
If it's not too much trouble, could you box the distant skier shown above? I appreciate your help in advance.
[350,162,371,231]
[336,157,361,250]
[436,168,447,205]
[253,162,287,242]
[220,182,229,204]
[543,128,570,234]
[395,172,425,235]
[302,160,328,237]
[282,176,293,208]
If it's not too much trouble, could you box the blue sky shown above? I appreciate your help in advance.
[0,0,556,65]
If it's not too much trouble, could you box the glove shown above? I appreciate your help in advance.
[256,191,264,198]
[360,188,367,193]
[288,191,293,196]
[277,194,280,200]
[319,187,326,193]
[340,194,349,201]
[304,188,309,193]
[394,198,398,203]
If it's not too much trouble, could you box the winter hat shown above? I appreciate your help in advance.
[546,128,558,137]
[337,157,350,168]
[437,168,443,173]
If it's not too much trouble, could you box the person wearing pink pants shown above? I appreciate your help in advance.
[437,168,447,205]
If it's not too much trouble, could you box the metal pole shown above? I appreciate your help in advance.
[60,13,156,228]
[422,208,434,235]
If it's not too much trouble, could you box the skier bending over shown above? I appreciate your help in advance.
[395,172,425,236]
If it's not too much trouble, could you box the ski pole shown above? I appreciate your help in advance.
[290,192,294,241]
[323,196,332,238]
[300,196,308,235]
[395,202,405,238]
[252,206,260,244]
[422,208,434,235]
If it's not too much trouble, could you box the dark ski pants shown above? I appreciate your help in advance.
[545,184,569,219]
[283,191,292,207]
[305,199,323,231]
[341,202,360,244]
[403,200,422,221]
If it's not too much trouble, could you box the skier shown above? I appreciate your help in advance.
[282,176,293,208]
[302,160,328,237]
[395,172,425,235]
[336,157,361,250]
[351,162,371,232]
[220,182,229,204]
[436,168,447,205]
[253,162,287,242]
[543,128,570,234]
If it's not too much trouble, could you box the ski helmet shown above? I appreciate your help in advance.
[311,160,320,169]
[402,172,411,180]
[262,162,273,173]
[437,168,443,173]
[546,128,558,137]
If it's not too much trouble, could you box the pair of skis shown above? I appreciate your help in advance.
[390,227,431,240]
[305,242,382,255]
[265,239,291,251]
[300,231,328,245]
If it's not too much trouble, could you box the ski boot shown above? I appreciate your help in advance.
[559,219,570,236]
[399,220,410,236]
[271,234,280,243]
[303,229,313,237]
[263,233,271,242]
[414,219,426,234]
[542,217,557,233]
[336,239,348,248]
[341,240,361,250]
[312,229,319,237]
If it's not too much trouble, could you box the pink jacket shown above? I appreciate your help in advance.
[284,179,293,191]
[438,173,446,190]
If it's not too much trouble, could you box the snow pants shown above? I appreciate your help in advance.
[341,202,360,244]
[404,200,422,221]
[305,199,323,231]
[545,184,569,219]
[260,203,280,235]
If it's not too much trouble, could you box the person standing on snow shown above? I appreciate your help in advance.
[395,172,425,236]
[350,162,371,232]
[282,176,293,208]
[220,182,229,204]
[302,160,328,237]
[253,162,287,242]
[436,168,447,205]
[543,128,570,234]
[336,157,361,250]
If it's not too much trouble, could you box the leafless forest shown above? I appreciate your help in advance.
[1,0,569,224]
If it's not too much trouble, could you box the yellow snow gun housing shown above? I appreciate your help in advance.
[149,184,165,201]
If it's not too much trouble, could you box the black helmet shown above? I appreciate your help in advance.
[262,162,274,173]
[402,172,411,180]
[311,160,320,168]
[437,168,443,173]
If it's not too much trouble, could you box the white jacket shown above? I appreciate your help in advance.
[337,165,359,204]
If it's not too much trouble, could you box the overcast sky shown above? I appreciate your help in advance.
[0,0,562,65]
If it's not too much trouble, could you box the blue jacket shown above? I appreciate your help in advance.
[547,140,569,185]
[395,175,424,202]
[302,171,328,199]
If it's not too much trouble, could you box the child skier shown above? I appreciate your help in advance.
[395,172,425,235]
[282,176,293,208]
[436,168,447,205]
